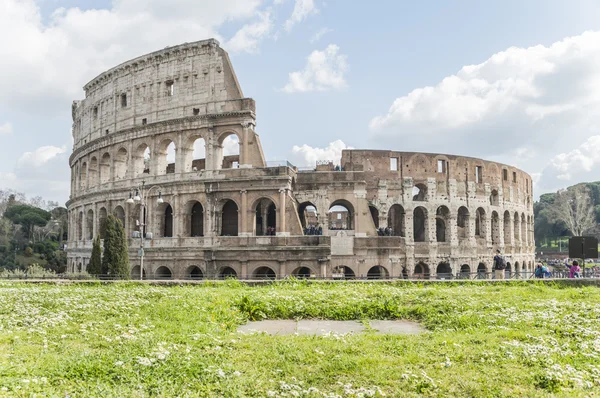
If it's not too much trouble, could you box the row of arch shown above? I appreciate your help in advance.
[74,133,241,192]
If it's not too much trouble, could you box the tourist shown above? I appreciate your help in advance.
[535,264,544,278]
[493,250,506,280]
[571,261,581,278]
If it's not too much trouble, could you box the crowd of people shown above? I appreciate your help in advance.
[377,227,395,236]
[304,225,323,236]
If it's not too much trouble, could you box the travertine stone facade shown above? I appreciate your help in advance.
[66,39,535,279]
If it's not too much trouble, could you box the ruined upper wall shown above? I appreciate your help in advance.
[341,149,534,198]
[71,39,246,150]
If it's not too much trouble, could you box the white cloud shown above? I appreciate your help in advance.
[0,122,12,136]
[225,10,273,54]
[284,0,317,32]
[17,146,67,169]
[0,0,267,113]
[282,44,348,93]
[310,27,332,43]
[288,139,351,167]
[369,31,600,194]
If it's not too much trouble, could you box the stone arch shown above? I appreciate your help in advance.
[131,266,147,279]
[155,266,173,279]
[113,206,126,229]
[414,262,430,279]
[252,197,277,236]
[298,202,318,232]
[189,201,205,237]
[219,266,238,279]
[88,157,99,187]
[77,262,83,272]
[367,265,389,279]
[333,265,356,280]
[457,206,470,240]
[100,153,111,184]
[185,135,207,172]
[436,206,450,242]
[186,265,204,279]
[477,262,487,279]
[436,262,452,279]
[490,189,499,206]
[413,206,428,242]
[79,162,87,190]
[513,211,520,243]
[156,138,177,175]
[505,262,512,279]
[98,207,107,237]
[86,209,94,240]
[133,144,150,177]
[253,266,277,280]
[412,183,427,201]
[521,214,527,245]
[459,264,471,279]
[369,205,379,229]
[218,131,241,169]
[328,200,354,230]
[221,200,239,236]
[475,208,486,238]
[291,266,313,278]
[387,204,405,237]
[156,202,174,238]
[491,211,500,245]
[114,147,128,180]
[503,211,511,243]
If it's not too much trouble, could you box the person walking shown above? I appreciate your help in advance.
[493,249,506,280]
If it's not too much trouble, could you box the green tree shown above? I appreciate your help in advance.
[87,235,102,275]
[3,204,51,241]
[102,215,130,279]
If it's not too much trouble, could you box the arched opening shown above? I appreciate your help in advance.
[186,266,204,279]
[436,206,450,242]
[490,189,499,206]
[477,263,487,279]
[513,212,520,243]
[503,211,511,243]
[77,211,83,240]
[221,200,239,236]
[369,206,379,229]
[387,204,405,237]
[190,202,204,237]
[219,267,237,279]
[412,183,427,201]
[79,162,87,190]
[115,148,128,180]
[88,157,99,187]
[367,266,389,279]
[521,214,526,246]
[113,206,126,230]
[328,200,354,230]
[77,263,82,272]
[457,206,469,241]
[460,264,471,279]
[98,207,107,237]
[414,262,430,279]
[475,208,486,238]
[436,262,452,279]
[188,136,207,172]
[100,153,111,184]
[505,262,512,279]
[333,266,355,280]
[402,267,409,279]
[155,266,172,279]
[86,209,94,240]
[219,133,240,169]
[253,266,277,280]
[131,266,147,279]
[298,202,319,234]
[413,207,427,242]
[254,198,277,236]
[157,139,176,175]
[163,205,173,237]
[491,211,500,245]
[133,144,150,177]
[292,267,312,278]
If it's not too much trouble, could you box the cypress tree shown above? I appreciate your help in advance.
[102,215,131,279]
[87,235,102,275]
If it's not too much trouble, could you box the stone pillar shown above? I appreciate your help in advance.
[277,189,288,236]
[405,212,414,242]
[173,194,182,237]
[261,205,268,234]
[279,261,286,279]
[175,133,186,174]
[204,196,215,238]
[485,214,492,248]
[320,262,327,278]
[497,214,505,248]
[449,215,458,246]
[506,214,514,247]
[239,190,249,237]
[241,123,250,167]
[241,261,248,279]
[427,210,437,243]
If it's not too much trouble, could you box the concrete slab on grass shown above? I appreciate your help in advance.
[369,320,426,334]
[296,320,366,335]
[238,320,424,336]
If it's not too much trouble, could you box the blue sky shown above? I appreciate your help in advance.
[2,0,600,204]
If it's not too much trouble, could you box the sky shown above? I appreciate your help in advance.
[2,0,600,205]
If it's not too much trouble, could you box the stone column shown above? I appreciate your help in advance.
[175,133,186,174]
[320,262,327,278]
[449,215,458,246]
[241,261,248,279]
[261,205,268,235]
[279,261,286,279]
[241,123,250,167]
[497,215,505,248]
[427,209,437,243]
[173,194,182,238]
[405,212,414,242]
[277,189,288,236]
[239,190,249,237]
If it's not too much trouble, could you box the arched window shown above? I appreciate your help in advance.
[115,148,128,180]
[185,136,207,172]
[221,200,238,236]
[100,153,111,184]
[86,209,94,240]
[218,133,240,169]
[79,162,87,190]
[457,206,469,240]
[413,207,427,242]
[436,206,450,242]
[328,200,354,230]
[88,157,99,187]
[113,206,126,229]
[412,183,427,201]
[477,263,487,279]
[157,139,176,175]
[387,204,405,237]
[298,202,318,234]
[503,211,511,243]
[133,144,150,177]
[475,208,486,238]
[460,264,470,279]
[163,205,173,237]
[254,198,276,236]
[490,189,499,206]
[190,202,204,237]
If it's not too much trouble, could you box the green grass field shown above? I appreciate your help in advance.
[0,281,599,397]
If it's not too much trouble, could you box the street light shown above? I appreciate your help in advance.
[126,180,163,280]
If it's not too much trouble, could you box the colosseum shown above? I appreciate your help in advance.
[66,39,536,280]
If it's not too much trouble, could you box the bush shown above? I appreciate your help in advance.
[25,264,56,278]
[24,247,34,257]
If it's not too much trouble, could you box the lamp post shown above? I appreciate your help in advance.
[126,180,163,280]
